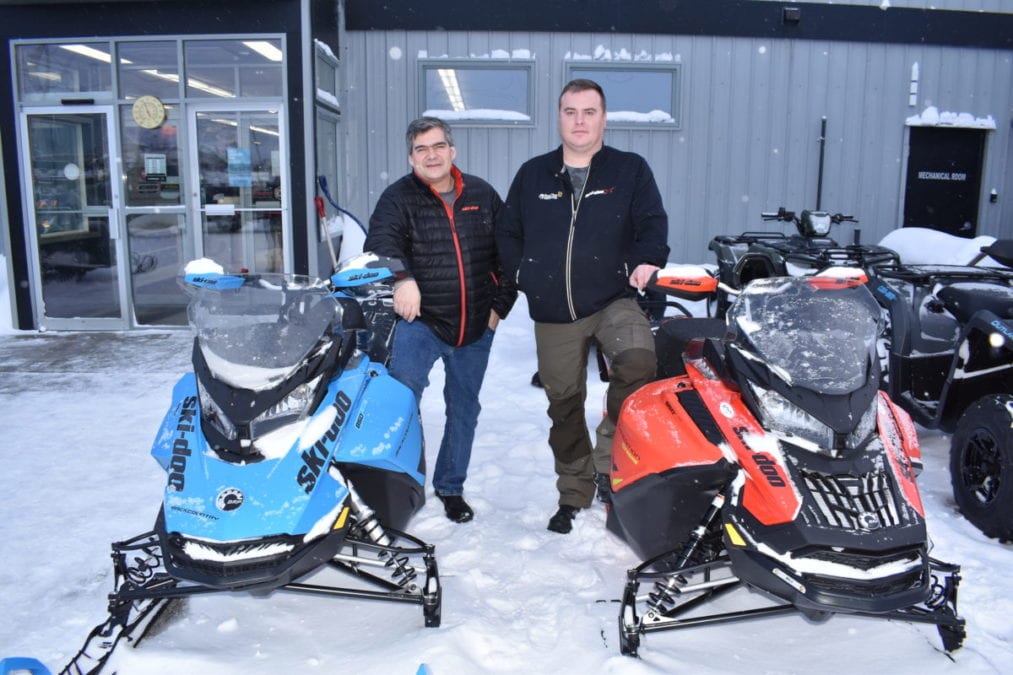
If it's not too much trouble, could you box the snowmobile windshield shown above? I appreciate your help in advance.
[187,274,341,391]
[727,277,881,394]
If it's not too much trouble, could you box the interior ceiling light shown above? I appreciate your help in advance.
[437,69,465,112]
[242,41,283,63]
[59,44,113,63]
[184,77,235,98]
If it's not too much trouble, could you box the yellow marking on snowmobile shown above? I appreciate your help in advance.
[725,523,746,547]
[333,506,350,530]
[621,440,640,465]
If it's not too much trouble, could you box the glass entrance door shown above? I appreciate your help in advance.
[21,108,126,329]
[189,107,288,273]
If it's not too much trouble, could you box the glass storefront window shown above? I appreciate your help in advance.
[202,211,283,274]
[15,36,288,328]
[196,110,284,274]
[118,41,181,101]
[26,113,120,320]
[120,105,183,207]
[127,213,187,325]
[184,39,284,98]
[16,43,114,101]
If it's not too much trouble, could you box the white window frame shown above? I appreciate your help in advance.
[418,59,535,127]
[566,62,682,130]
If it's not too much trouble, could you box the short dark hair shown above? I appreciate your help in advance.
[558,79,606,112]
[406,116,455,154]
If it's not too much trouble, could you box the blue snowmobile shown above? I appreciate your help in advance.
[58,253,440,674]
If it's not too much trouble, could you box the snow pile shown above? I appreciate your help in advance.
[879,228,996,265]
[905,105,997,130]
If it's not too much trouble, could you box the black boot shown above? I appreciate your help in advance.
[436,494,474,523]
[593,473,612,505]
[547,505,579,533]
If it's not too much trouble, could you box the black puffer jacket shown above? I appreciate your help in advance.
[365,166,516,347]
[499,145,669,323]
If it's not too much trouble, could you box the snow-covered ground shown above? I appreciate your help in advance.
[1,231,1011,674]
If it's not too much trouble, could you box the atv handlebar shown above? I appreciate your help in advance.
[761,207,856,225]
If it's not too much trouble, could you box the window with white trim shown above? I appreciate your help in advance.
[567,64,681,128]
[419,60,534,125]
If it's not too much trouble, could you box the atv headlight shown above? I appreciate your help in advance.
[801,211,832,237]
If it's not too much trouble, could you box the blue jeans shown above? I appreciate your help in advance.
[388,319,495,496]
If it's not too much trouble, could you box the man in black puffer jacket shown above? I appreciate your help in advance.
[500,80,669,534]
[365,117,516,524]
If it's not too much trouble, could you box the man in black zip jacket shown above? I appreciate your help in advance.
[365,117,516,523]
[499,80,669,534]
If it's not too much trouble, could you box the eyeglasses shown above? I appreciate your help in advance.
[411,141,451,156]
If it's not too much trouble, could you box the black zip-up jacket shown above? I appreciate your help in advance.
[365,166,517,347]
[499,145,669,323]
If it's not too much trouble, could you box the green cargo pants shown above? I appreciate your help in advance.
[534,297,656,509]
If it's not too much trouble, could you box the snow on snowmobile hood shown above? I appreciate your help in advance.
[727,276,881,395]
[186,274,341,391]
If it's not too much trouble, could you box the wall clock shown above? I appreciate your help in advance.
[132,95,166,129]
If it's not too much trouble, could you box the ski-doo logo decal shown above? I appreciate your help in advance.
[345,271,381,281]
[750,452,787,488]
[298,390,353,493]
[538,191,563,200]
[216,487,244,512]
[719,402,734,418]
[461,205,480,211]
[168,395,199,492]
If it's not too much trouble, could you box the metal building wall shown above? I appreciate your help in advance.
[340,29,1013,264]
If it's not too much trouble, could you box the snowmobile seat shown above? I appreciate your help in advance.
[978,238,1013,268]
[935,283,1013,325]
[654,317,727,379]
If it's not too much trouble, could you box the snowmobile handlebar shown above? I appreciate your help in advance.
[648,266,739,302]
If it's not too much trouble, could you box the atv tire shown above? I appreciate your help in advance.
[949,394,1013,542]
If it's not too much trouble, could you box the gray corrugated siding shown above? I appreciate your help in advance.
[341,30,1013,263]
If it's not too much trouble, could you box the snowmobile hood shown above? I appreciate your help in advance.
[150,359,425,542]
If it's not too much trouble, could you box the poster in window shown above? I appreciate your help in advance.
[228,147,252,187]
